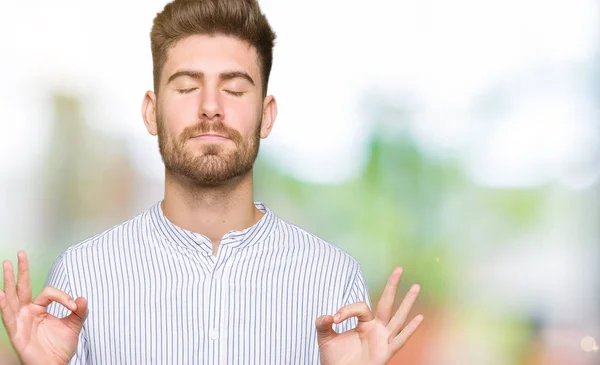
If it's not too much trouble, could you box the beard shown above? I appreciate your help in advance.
[157,112,261,186]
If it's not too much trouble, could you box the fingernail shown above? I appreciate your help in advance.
[69,300,77,310]
[334,313,340,322]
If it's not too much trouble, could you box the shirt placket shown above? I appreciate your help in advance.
[203,237,235,365]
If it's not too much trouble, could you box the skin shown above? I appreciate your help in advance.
[142,35,278,253]
[0,34,423,365]
[0,252,88,365]
[316,267,423,365]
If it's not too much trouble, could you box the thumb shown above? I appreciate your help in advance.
[61,297,88,334]
[315,315,337,345]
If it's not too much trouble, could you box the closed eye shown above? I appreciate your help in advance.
[225,90,244,97]
[178,88,198,94]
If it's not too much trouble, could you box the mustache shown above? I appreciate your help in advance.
[180,121,242,143]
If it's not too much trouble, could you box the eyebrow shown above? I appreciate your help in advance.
[167,70,255,86]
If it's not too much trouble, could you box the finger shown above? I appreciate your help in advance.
[375,267,403,325]
[61,297,88,335]
[32,287,77,312]
[17,251,32,306]
[390,314,424,352]
[0,288,16,332]
[333,301,373,325]
[2,261,17,309]
[387,284,420,339]
[315,314,338,345]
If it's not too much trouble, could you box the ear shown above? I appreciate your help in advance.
[142,90,158,136]
[260,95,278,139]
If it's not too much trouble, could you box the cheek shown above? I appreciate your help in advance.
[223,100,262,133]
[162,98,199,134]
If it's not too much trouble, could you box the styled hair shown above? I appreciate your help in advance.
[150,0,276,96]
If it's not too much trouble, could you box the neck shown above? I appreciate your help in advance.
[161,168,264,255]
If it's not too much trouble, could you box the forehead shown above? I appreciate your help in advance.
[162,34,261,82]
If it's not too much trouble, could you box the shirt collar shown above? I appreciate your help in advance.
[149,200,279,255]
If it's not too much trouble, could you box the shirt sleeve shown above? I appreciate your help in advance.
[45,253,89,365]
[333,262,372,334]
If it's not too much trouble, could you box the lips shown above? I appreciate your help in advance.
[192,133,230,141]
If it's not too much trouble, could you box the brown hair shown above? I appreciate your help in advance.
[150,0,276,96]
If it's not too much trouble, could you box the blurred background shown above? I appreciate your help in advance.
[1,0,599,364]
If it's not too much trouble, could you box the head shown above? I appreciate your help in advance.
[142,0,278,186]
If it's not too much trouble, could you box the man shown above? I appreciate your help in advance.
[0,0,423,364]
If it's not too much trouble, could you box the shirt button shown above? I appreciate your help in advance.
[214,271,222,279]
[209,329,219,340]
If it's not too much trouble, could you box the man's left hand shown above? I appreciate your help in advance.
[315,267,423,365]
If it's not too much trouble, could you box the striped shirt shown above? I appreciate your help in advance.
[45,201,371,364]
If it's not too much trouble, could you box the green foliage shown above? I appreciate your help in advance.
[256,113,548,311]
[255,129,469,305]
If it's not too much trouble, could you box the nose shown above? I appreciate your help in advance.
[198,87,224,120]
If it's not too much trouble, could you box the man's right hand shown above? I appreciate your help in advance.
[0,251,88,365]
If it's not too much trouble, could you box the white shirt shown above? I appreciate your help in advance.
[46,201,371,364]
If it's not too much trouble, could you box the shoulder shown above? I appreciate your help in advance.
[273,217,370,308]
[275,217,362,276]
[60,206,153,260]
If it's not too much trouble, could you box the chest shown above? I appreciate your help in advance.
[79,245,338,364]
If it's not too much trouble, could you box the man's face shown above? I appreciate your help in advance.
[154,34,267,186]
